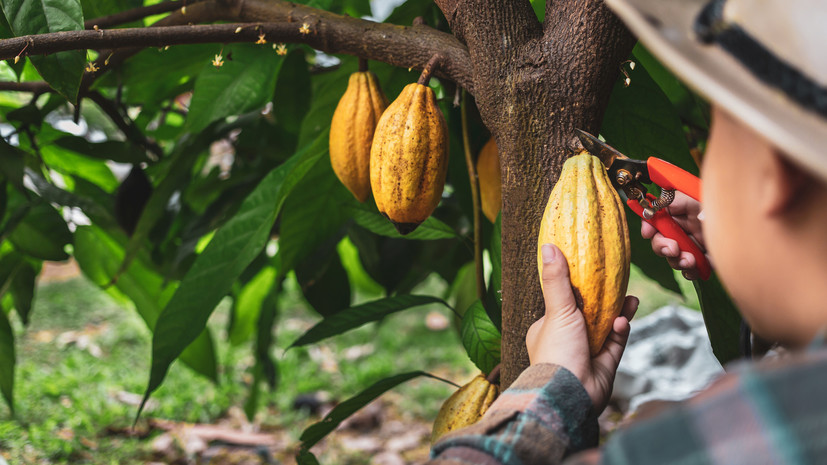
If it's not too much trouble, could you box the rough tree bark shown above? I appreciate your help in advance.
[434,0,635,386]
[1,0,635,388]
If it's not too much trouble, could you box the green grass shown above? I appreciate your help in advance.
[0,274,474,464]
[0,265,695,464]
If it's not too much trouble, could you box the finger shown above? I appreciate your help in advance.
[681,269,699,280]
[651,233,681,257]
[666,256,683,270]
[677,251,696,270]
[641,221,657,239]
[594,316,632,370]
[620,295,639,321]
[540,244,577,317]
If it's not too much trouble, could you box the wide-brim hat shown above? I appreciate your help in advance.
[604,0,827,181]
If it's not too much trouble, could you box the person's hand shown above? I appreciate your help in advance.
[526,244,639,413]
[640,191,709,280]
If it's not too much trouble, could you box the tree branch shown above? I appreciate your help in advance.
[2,0,474,92]
[84,0,204,29]
[86,91,165,160]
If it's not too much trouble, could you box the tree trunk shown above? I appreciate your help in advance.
[437,0,635,387]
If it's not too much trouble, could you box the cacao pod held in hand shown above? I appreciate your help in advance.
[431,373,498,444]
[329,71,388,202]
[476,138,501,223]
[537,151,631,356]
[370,82,449,234]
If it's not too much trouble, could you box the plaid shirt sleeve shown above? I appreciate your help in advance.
[429,347,827,465]
[428,364,599,465]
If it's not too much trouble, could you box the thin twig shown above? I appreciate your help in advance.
[461,91,485,302]
[417,54,443,86]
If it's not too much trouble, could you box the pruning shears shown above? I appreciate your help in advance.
[575,129,711,281]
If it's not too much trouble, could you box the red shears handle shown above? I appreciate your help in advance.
[627,194,712,281]
[647,158,702,201]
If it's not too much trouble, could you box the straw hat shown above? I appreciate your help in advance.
[604,0,827,180]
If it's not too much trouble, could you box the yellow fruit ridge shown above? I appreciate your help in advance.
[370,83,449,234]
[476,138,501,223]
[431,374,499,444]
[537,151,631,356]
[329,71,388,202]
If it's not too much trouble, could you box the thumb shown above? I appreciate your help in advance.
[540,244,578,318]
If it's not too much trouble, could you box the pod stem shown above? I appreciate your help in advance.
[461,91,485,303]
[358,57,368,72]
[486,364,501,385]
[417,54,443,86]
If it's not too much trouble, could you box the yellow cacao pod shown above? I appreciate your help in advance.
[370,83,449,234]
[329,71,388,202]
[431,373,499,444]
[537,151,631,356]
[477,138,501,223]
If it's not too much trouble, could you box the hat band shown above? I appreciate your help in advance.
[694,0,827,119]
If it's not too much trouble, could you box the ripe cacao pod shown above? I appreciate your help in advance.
[537,151,631,356]
[370,82,449,234]
[476,138,501,223]
[431,373,499,444]
[329,71,388,202]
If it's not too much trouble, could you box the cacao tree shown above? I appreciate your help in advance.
[0,0,740,460]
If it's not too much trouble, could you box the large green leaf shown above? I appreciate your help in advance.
[633,44,709,130]
[601,60,698,176]
[0,139,26,192]
[230,265,276,346]
[186,44,283,134]
[74,225,217,380]
[9,202,72,261]
[141,133,327,412]
[0,307,13,415]
[460,300,501,374]
[1,0,85,102]
[278,155,351,273]
[273,50,311,136]
[9,258,38,325]
[299,371,454,452]
[348,202,459,240]
[694,273,742,365]
[288,295,447,348]
[80,0,141,24]
[41,144,119,193]
[295,240,351,317]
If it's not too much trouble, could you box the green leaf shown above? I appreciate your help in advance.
[25,168,119,230]
[80,0,141,24]
[348,202,459,240]
[9,202,72,261]
[485,213,502,330]
[230,265,276,346]
[9,259,38,325]
[0,307,14,415]
[460,300,501,374]
[273,50,311,135]
[632,44,710,130]
[346,224,418,294]
[295,241,351,317]
[296,449,321,465]
[1,0,85,102]
[74,225,217,380]
[186,44,283,134]
[141,133,327,413]
[626,213,682,295]
[0,139,26,192]
[447,262,477,325]
[40,145,120,193]
[288,295,448,348]
[694,273,741,365]
[299,371,453,450]
[601,59,698,176]
[54,136,150,164]
[278,155,351,273]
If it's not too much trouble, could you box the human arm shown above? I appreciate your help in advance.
[427,243,638,464]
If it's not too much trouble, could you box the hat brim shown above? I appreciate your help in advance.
[604,0,827,180]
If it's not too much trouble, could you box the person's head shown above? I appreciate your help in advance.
[605,0,827,346]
